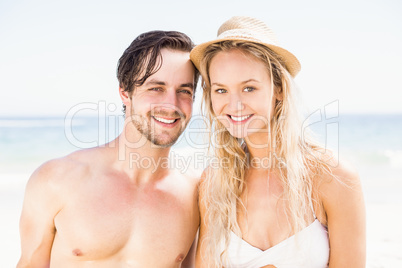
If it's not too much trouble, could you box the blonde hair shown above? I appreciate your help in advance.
[199,41,333,266]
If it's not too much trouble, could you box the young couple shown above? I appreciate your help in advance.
[18,16,365,267]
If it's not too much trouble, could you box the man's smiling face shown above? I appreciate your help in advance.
[127,48,195,147]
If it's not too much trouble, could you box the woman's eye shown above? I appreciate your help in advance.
[244,87,255,92]
[215,88,227,94]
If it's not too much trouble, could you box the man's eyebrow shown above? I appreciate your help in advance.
[180,83,194,90]
[144,80,194,90]
[144,79,166,86]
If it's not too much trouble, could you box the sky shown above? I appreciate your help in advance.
[0,0,401,117]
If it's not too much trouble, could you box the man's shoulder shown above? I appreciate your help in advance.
[164,169,202,203]
[29,147,105,188]
[169,167,202,186]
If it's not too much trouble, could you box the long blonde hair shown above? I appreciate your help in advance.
[199,40,332,266]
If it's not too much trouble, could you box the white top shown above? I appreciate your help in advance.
[224,219,329,268]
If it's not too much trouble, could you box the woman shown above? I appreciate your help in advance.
[190,16,365,267]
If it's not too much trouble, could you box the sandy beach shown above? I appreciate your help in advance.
[363,175,402,267]
[0,173,27,267]
[1,167,402,267]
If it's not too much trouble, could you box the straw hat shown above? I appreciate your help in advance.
[190,16,301,77]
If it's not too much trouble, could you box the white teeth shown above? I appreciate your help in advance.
[230,114,252,122]
[153,116,176,124]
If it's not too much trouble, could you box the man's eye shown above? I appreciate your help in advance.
[179,89,193,95]
[215,88,227,94]
[244,87,255,92]
[149,87,162,91]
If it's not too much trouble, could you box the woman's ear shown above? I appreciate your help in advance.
[275,87,283,101]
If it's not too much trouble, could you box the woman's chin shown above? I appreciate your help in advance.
[227,129,248,139]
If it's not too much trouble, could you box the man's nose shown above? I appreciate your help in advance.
[164,88,179,107]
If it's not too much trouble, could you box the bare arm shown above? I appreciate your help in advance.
[320,161,366,267]
[17,161,64,268]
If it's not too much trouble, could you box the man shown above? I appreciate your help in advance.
[18,31,200,267]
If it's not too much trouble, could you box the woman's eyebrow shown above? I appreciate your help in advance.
[211,79,261,87]
[241,79,260,84]
[211,82,226,87]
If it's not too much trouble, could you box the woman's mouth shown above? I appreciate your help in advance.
[227,114,253,123]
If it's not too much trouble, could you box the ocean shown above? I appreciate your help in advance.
[1,113,401,180]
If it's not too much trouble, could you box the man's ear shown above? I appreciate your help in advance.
[119,87,131,105]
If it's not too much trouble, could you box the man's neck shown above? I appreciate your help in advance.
[111,130,172,185]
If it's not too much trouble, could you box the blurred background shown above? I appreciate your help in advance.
[1,0,401,266]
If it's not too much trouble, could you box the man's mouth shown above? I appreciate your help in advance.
[152,115,179,125]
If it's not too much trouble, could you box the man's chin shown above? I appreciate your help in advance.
[148,135,181,148]
[150,141,178,148]
[150,142,174,149]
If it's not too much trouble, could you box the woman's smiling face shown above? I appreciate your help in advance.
[209,49,277,140]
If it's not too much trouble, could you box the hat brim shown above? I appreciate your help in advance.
[190,37,301,78]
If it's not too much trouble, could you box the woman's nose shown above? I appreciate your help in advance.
[228,93,245,112]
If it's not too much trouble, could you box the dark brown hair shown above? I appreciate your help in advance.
[117,30,199,113]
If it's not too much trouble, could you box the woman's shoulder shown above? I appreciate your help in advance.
[197,167,214,211]
[314,157,364,218]
[315,155,361,193]
[198,167,209,192]
[199,166,214,186]
[307,147,359,186]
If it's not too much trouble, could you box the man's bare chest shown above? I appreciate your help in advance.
[52,181,197,262]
